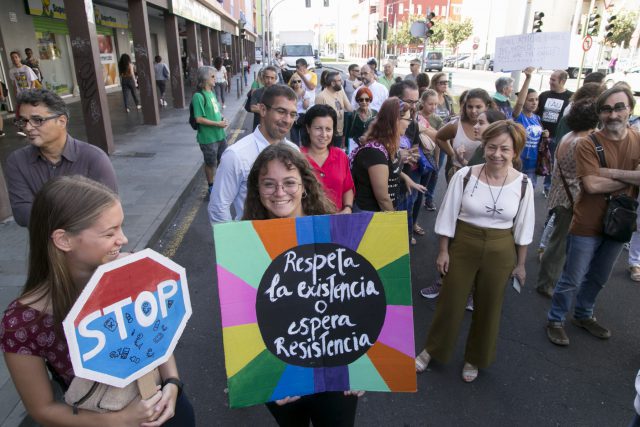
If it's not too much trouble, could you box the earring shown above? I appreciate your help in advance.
[302,190,308,199]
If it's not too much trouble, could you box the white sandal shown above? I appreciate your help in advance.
[415,350,431,373]
[461,362,478,383]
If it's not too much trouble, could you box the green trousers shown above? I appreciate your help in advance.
[425,221,516,368]
[536,206,573,293]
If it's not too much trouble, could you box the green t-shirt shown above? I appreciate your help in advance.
[193,90,226,145]
[251,80,263,90]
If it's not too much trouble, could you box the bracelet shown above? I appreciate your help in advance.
[162,377,184,397]
[343,204,353,211]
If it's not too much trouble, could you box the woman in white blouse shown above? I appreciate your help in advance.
[415,121,535,382]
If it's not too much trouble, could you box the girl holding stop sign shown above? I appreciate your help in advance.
[0,176,195,426]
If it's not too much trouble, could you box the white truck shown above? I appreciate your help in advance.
[277,30,318,81]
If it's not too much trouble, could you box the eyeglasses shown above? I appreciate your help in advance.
[14,114,62,128]
[259,180,302,195]
[438,81,449,85]
[400,117,412,122]
[599,102,629,115]
[410,63,419,66]
[264,104,298,120]
[356,97,371,103]
[402,99,419,105]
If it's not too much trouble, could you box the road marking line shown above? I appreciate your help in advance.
[161,200,200,259]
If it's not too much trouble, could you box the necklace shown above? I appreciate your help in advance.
[471,165,509,216]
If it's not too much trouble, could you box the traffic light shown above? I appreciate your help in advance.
[376,21,383,42]
[323,0,329,6]
[587,11,601,36]
[383,21,388,40]
[305,0,310,7]
[425,12,436,37]
[532,11,544,32]
[605,14,617,39]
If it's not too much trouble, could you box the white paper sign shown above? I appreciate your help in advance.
[493,32,570,72]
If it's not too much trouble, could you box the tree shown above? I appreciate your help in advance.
[605,10,637,48]
[428,20,445,48]
[322,30,336,54]
[388,14,435,53]
[443,18,473,54]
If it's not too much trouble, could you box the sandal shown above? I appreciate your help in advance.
[461,362,478,383]
[413,224,425,236]
[415,350,431,373]
[411,237,417,245]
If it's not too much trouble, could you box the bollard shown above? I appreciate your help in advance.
[237,78,241,99]
[448,72,452,90]
[254,71,256,81]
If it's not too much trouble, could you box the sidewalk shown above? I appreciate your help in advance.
[0,66,259,426]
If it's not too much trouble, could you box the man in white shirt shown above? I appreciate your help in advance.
[343,64,363,101]
[208,85,299,222]
[351,64,388,111]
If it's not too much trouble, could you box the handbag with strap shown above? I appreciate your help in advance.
[64,377,139,414]
[589,133,639,242]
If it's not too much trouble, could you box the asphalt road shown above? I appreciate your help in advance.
[151,111,640,426]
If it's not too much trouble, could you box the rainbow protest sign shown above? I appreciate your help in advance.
[213,212,416,408]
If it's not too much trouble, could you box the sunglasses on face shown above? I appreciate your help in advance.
[356,98,371,103]
[438,80,449,85]
[291,80,302,83]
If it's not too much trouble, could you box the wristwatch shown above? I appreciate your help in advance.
[162,377,184,397]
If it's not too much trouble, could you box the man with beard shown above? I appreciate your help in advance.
[208,85,300,222]
[350,64,388,112]
[314,71,353,147]
[546,86,640,346]
[249,66,279,131]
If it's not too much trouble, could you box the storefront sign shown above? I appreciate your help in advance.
[26,0,129,29]
[213,212,416,408]
[170,0,222,31]
[221,32,232,46]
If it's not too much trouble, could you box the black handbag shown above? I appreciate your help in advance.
[589,134,639,242]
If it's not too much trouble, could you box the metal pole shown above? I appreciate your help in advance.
[577,0,597,87]
[511,0,533,92]
[237,78,241,99]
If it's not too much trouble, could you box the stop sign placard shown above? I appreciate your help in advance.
[63,249,191,387]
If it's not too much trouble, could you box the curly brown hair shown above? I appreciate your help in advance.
[242,144,336,220]
[362,97,410,155]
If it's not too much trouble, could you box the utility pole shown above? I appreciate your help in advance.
[511,0,533,92]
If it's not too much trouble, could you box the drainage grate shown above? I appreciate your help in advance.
[111,151,156,158]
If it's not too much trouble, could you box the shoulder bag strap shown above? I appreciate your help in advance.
[557,163,575,206]
[589,133,606,168]
[462,166,473,191]
[512,174,529,228]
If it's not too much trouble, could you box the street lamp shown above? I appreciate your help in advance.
[266,0,288,62]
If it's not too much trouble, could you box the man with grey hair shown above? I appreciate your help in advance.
[249,65,278,131]
[191,66,228,193]
[5,89,117,226]
[350,64,388,111]
[493,76,514,118]
[314,71,353,146]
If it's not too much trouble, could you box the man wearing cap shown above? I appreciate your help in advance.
[367,58,382,78]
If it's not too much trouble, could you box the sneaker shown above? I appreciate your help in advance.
[624,242,631,251]
[546,321,570,346]
[0,130,5,137]
[630,265,640,281]
[420,281,442,299]
[136,105,142,110]
[126,108,131,113]
[571,317,611,339]
[465,294,474,311]
[17,131,27,137]
[424,199,436,211]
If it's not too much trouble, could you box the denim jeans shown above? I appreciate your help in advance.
[548,233,624,322]
[628,198,640,266]
[543,137,557,193]
[425,151,446,204]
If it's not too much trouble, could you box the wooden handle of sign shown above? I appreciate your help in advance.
[137,369,161,399]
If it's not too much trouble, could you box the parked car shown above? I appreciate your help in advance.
[605,67,640,95]
[473,54,493,70]
[424,51,443,72]
[384,54,398,67]
[455,54,471,68]
[337,52,345,60]
[444,55,457,67]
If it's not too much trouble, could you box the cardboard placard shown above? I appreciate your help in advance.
[494,32,570,72]
[214,212,416,408]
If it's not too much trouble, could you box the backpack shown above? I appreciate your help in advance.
[189,90,206,130]
[162,64,169,79]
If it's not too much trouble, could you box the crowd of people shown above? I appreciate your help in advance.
[3,50,640,426]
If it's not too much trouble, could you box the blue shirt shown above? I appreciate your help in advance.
[515,112,543,174]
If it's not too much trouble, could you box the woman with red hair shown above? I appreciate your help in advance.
[344,86,377,152]
[350,97,425,212]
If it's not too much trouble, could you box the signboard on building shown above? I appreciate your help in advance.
[221,32,232,46]
[494,32,570,72]
[170,0,222,31]
[213,212,416,408]
[26,0,129,29]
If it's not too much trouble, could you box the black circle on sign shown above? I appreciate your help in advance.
[256,243,386,367]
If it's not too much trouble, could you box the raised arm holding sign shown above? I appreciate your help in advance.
[0,176,195,427]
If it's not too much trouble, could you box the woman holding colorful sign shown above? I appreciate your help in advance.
[301,104,355,213]
[243,144,364,426]
[415,121,535,382]
[0,176,194,426]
